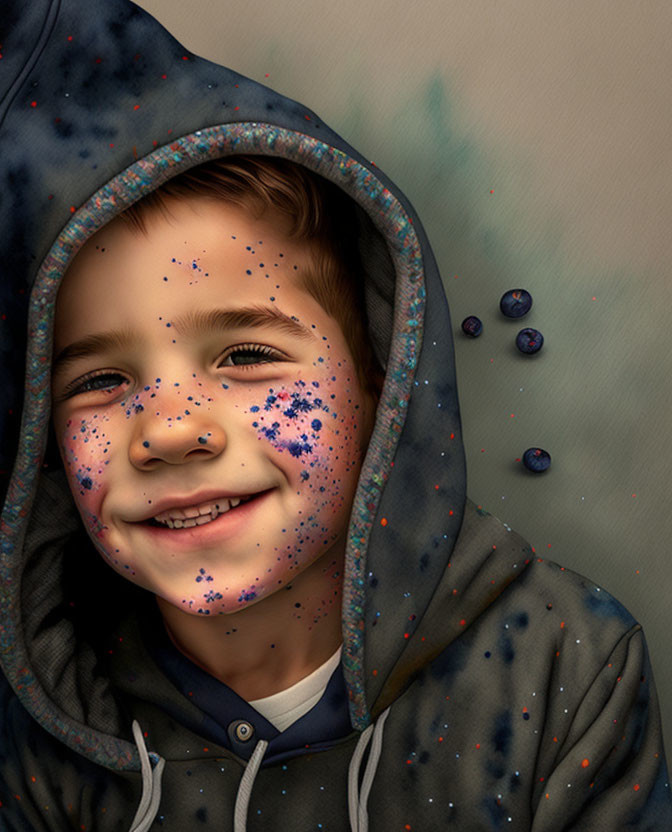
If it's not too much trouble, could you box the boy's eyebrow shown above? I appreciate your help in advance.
[52,305,316,376]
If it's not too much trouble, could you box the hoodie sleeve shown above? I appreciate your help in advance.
[531,625,671,831]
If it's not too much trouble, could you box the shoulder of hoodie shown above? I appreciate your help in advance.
[443,497,644,669]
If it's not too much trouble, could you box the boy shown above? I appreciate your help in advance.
[1,0,670,830]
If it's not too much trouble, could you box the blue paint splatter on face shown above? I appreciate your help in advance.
[204,589,223,603]
[195,568,214,583]
[80,476,93,490]
[264,394,277,410]
[238,589,257,603]
[261,422,281,441]
[311,419,322,431]
[285,439,313,458]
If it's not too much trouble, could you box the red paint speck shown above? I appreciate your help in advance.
[133,104,140,110]
[30,101,37,108]
[581,758,590,768]
[633,784,640,791]
[380,517,387,526]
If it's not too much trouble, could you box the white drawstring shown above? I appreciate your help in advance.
[129,720,165,832]
[128,706,390,832]
[234,738,269,832]
[348,706,391,831]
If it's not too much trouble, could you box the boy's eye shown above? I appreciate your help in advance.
[218,344,284,369]
[61,372,129,398]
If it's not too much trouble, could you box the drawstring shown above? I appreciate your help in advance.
[234,738,269,831]
[129,720,165,832]
[128,706,390,832]
[348,706,391,832]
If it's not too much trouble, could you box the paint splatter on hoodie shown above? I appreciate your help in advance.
[1,0,670,829]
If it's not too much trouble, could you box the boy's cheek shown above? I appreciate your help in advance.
[57,414,112,521]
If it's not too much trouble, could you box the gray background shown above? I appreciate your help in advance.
[134,0,672,756]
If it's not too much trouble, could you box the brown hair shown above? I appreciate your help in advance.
[119,155,384,398]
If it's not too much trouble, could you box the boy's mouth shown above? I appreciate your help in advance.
[145,493,262,529]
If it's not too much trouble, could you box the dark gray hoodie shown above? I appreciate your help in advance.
[1,0,670,829]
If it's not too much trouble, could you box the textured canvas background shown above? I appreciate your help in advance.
[135,0,672,757]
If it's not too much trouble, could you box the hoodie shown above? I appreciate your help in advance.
[1,1,670,829]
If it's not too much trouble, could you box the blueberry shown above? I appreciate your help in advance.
[523,447,551,473]
[500,289,532,318]
[516,328,543,354]
[461,315,483,337]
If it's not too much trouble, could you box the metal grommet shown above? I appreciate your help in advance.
[230,720,254,743]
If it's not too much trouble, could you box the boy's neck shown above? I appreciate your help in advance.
[155,545,345,702]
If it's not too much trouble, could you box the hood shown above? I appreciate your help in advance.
[0,0,503,773]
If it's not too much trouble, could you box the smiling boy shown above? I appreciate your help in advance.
[51,163,379,702]
[1,0,671,829]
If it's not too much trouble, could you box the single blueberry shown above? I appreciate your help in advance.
[516,328,544,354]
[461,316,483,337]
[500,289,532,318]
[523,447,551,473]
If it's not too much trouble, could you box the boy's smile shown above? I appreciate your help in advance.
[51,196,377,617]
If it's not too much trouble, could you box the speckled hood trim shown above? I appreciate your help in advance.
[0,122,430,765]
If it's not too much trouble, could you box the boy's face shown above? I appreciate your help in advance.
[51,196,377,616]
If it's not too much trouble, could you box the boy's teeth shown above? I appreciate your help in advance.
[153,495,249,528]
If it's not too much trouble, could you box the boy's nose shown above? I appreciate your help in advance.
[128,412,226,470]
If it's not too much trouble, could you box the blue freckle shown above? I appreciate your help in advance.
[163,276,168,281]
[270,296,275,301]
[192,262,198,269]
[166,322,171,327]
[522,712,530,720]
[300,470,309,480]
[222,383,229,389]
[134,404,144,413]
[80,477,93,490]
[155,378,161,383]
[198,436,208,445]
[246,269,252,275]
[171,258,176,262]
[312,381,320,387]
[143,441,150,448]
[311,419,322,431]
[250,405,259,412]
[484,651,491,658]
[144,386,150,391]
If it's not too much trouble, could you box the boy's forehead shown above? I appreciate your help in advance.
[53,198,327,349]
